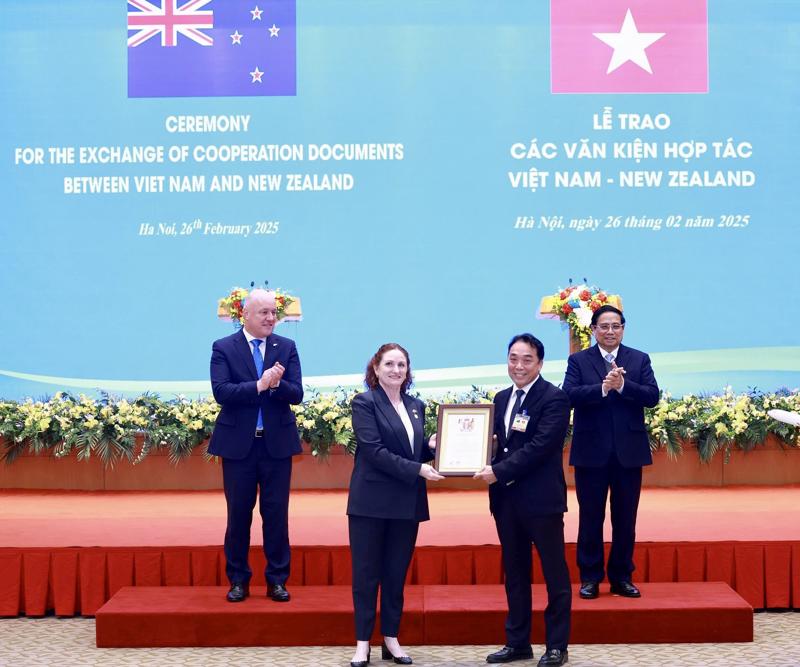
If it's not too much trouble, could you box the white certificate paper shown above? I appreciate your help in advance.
[436,405,494,475]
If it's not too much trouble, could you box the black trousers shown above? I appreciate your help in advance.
[494,504,571,651]
[221,438,293,586]
[574,455,642,584]
[348,515,419,641]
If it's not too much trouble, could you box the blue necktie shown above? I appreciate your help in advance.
[507,388,525,437]
[251,339,264,430]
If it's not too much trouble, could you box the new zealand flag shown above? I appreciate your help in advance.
[128,0,296,98]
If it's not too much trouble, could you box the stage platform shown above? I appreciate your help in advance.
[95,583,753,647]
[1,487,799,616]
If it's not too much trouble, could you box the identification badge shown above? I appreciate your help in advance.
[511,412,530,432]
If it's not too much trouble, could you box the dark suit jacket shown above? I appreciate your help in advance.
[563,343,659,468]
[346,387,434,522]
[208,330,303,460]
[489,378,571,517]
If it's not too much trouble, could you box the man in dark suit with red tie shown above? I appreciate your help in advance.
[208,288,303,603]
[562,305,659,600]
[475,334,571,666]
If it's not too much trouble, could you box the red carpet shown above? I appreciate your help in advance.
[95,583,752,647]
[3,486,798,546]
[2,487,799,616]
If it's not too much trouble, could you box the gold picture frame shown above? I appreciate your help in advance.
[434,404,495,476]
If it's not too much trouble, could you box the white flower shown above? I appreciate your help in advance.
[575,306,593,328]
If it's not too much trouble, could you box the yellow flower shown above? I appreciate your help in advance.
[731,419,748,434]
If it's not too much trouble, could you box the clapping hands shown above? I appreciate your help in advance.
[257,362,285,392]
[602,362,625,394]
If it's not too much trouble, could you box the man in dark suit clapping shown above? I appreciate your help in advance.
[475,334,571,666]
[562,305,659,601]
[208,289,303,603]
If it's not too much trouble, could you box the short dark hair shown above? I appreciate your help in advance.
[507,333,545,361]
[364,343,413,393]
[591,305,626,327]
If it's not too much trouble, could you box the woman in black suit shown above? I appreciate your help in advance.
[347,343,443,667]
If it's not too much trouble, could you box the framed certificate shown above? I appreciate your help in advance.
[434,404,495,476]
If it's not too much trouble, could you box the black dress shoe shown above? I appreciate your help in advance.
[538,648,568,666]
[610,580,641,597]
[579,581,599,599]
[381,642,412,664]
[268,583,291,602]
[350,647,370,667]
[486,645,534,663]
[225,582,249,602]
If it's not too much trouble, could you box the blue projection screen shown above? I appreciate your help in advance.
[1,0,798,399]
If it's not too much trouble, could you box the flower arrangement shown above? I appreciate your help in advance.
[645,387,800,463]
[547,283,613,349]
[0,392,151,467]
[293,388,357,457]
[218,286,295,327]
[1,388,799,467]
[134,395,220,464]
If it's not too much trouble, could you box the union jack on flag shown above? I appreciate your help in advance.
[128,0,214,48]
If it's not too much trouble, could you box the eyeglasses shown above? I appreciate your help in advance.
[594,324,624,332]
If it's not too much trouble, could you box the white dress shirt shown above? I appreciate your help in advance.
[599,345,624,397]
[243,329,280,391]
[242,328,265,360]
[394,400,415,453]
[504,376,539,435]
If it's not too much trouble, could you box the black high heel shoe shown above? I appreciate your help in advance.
[350,647,370,667]
[382,642,412,665]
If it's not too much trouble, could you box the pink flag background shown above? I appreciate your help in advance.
[550,0,708,94]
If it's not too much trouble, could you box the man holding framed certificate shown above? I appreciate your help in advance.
[474,334,572,666]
